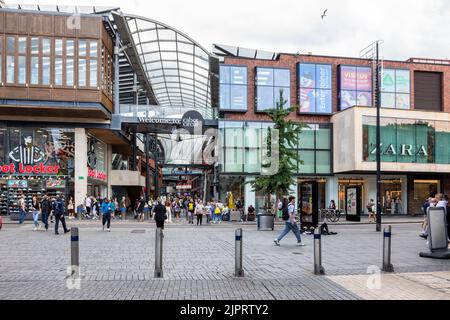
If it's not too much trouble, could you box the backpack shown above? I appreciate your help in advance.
[282,206,290,221]
[54,200,64,216]
[188,202,194,211]
[214,206,221,215]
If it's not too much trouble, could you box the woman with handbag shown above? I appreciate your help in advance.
[195,200,204,226]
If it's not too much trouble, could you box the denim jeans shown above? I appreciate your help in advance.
[41,212,49,230]
[213,214,222,222]
[33,210,40,227]
[276,221,302,243]
[19,209,26,224]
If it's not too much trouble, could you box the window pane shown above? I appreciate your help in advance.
[245,148,260,173]
[6,56,15,83]
[42,57,50,85]
[18,56,26,84]
[299,88,315,113]
[220,84,230,109]
[66,58,74,86]
[316,127,330,149]
[90,41,98,58]
[274,68,290,87]
[316,151,331,173]
[31,56,39,84]
[66,40,74,56]
[55,39,63,56]
[298,150,315,174]
[231,66,246,85]
[230,85,247,110]
[55,58,63,86]
[79,40,87,56]
[357,91,372,107]
[7,37,15,54]
[90,59,97,87]
[299,64,316,88]
[340,90,357,110]
[299,126,315,149]
[274,87,290,108]
[395,70,410,93]
[79,59,86,86]
[381,69,395,92]
[356,67,372,91]
[339,65,357,90]
[18,37,26,54]
[31,38,39,54]
[219,65,230,84]
[396,93,410,109]
[316,89,332,113]
[42,39,51,55]
[256,68,273,86]
[256,86,273,110]
[315,64,332,89]
[381,92,395,108]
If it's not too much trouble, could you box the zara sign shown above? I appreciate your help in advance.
[370,143,428,157]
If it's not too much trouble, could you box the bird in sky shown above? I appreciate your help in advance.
[321,9,328,19]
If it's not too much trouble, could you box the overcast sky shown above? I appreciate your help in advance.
[15,0,450,61]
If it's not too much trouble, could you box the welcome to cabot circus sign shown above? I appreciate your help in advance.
[137,110,204,133]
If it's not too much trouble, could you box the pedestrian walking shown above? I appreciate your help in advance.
[101,198,113,232]
[120,196,127,220]
[40,194,51,231]
[165,200,172,223]
[213,200,222,224]
[153,199,167,229]
[18,194,26,224]
[31,196,41,231]
[188,198,195,224]
[53,195,70,235]
[195,200,204,226]
[67,196,74,219]
[274,196,305,246]
[173,201,181,222]
[85,195,92,216]
[366,199,375,223]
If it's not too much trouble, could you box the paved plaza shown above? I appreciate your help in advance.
[0,218,449,300]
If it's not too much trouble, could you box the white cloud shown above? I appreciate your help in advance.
[14,0,450,60]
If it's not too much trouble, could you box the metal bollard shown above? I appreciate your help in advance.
[382,225,394,272]
[314,228,325,275]
[235,228,244,277]
[71,227,79,276]
[154,227,164,278]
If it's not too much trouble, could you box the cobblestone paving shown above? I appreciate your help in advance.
[0,220,449,300]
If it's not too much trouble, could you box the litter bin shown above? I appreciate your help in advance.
[257,213,274,231]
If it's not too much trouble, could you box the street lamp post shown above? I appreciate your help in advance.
[360,40,383,232]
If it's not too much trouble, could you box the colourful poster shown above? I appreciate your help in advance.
[299,88,315,112]
[396,93,410,109]
[298,64,316,88]
[316,89,331,113]
[340,66,357,90]
[356,67,372,91]
[316,64,331,89]
[381,92,396,108]
[340,90,357,110]
[346,188,357,216]
[381,69,396,92]
[395,69,410,93]
[357,91,372,107]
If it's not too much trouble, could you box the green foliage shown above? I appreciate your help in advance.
[248,89,306,210]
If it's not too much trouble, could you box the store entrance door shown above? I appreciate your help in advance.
[412,180,440,215]
[299,181,319,230]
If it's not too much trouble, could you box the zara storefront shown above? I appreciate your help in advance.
[331,106,450,215]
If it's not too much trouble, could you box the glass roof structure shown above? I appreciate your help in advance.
[213,43,279,61]
[112,11,219,119]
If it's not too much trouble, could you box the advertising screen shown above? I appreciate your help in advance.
[340,66,357,90]
[357,67,372,91]
[316,89,332,113]
[346,187,357,216]
[299,88,315,113]
[395,70,410,93]
[315,64,332,89]
[299,64,316,88]
[340,90,357,110]
[381,69,396,92]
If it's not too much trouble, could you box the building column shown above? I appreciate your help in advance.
[74,128,88,207]
[326,176,338,206]
[366,176,377,214]
[107,144,113,198]
[244,176,256,210]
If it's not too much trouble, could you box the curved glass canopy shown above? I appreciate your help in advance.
[112,12,217,119]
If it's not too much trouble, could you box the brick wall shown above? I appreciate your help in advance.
[221,54,450,123]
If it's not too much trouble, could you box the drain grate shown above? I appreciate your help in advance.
[291,252,302,255]
[131,229,146,234]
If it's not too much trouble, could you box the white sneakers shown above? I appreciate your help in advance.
[107,228,111,232]
[273,239,280,246]
[297,242,306,246]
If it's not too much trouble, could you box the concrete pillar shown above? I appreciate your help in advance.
[107,144,113,198]
[244,176,256,210]
[74,128,88,208]
[401,175,408,215]
[366,176,377,215]
[326,176,338,206]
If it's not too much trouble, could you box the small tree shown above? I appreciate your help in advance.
[248,89,306,214]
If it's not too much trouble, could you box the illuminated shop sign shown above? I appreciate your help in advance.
[0,163,60,174]
[88,168,107,181]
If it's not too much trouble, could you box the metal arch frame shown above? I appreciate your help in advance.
[113,11,216,118]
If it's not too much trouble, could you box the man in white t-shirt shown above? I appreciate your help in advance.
[85,196,92,216]
[274,196,305,246]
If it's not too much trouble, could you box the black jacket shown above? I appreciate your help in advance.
[41,199,51,213]
[153,204,167,222]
